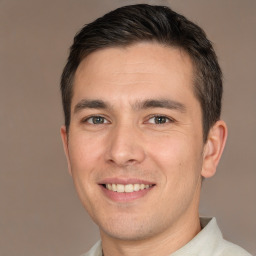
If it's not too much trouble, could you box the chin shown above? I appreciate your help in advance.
[101,227,153,241]
[98,214,161,242]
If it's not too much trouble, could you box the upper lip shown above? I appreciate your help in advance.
[99,178,155,185]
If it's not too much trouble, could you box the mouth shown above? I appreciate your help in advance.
[99,180,156,202]
[102,183,154,193]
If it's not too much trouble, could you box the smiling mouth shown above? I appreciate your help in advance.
[102,183,154,193]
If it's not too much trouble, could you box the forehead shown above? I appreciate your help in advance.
[72,42,196,107]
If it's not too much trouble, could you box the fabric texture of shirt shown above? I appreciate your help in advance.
[81,217,252,256]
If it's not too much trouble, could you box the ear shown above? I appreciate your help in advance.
[201,120,228,178]
[60,125,72,176]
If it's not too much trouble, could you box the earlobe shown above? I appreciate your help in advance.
[201,120,228,178]
[60,125,72,176]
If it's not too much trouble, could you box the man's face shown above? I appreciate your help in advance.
[62,42,207,241]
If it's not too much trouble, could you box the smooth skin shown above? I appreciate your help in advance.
[61,42,227,256]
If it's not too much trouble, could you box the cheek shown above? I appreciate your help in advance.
[68,132,105,172]
[146,133,203,178]
[67,134,105,213]
[67,133,106,203]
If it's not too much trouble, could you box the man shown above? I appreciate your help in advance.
[60,4,251,256]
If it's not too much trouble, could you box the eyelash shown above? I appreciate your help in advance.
[82,115,175,125]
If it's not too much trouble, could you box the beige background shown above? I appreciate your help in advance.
[0,0,255,255]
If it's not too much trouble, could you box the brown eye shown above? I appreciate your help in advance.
[154,116,167,124]
[148,116,170,124]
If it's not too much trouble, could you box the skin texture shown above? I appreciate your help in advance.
[61,42,227,256]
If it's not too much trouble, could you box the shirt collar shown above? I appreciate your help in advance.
[89,217,222,256]
[171,217,223,256]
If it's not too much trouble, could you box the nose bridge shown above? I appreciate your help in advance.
[106,120,145,166]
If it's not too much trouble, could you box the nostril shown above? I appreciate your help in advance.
[127,159,136,163]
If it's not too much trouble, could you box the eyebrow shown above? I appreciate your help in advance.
[74,99,108,113]
[137,99,186,112]
[73,98,186,114]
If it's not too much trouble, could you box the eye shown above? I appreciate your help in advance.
[84,116,109,124]
[147,115,173,124]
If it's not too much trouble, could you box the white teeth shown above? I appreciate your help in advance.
[116,184,125,192]
[124,184,134,193]
[134,184,140,191]
[112,184,117,192]
[105,183,153,193]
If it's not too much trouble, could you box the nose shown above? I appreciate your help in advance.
[105,123,146,167]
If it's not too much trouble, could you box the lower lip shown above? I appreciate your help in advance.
[100,185,154,202]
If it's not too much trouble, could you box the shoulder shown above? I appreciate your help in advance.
[216,239,252,256]
[172,217,252,256]
[200,217,252,256]
[80,241,102,256]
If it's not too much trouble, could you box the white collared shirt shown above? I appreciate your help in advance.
[81,217,252,256]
